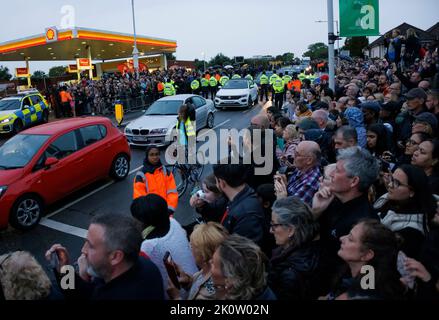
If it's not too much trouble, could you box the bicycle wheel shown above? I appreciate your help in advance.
[168,165,187,198]
[191,151,205,182]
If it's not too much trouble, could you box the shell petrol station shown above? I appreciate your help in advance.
[0,26,177,88]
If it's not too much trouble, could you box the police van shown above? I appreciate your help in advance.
[0,91,50,134]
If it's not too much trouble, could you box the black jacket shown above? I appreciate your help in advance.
[268,241,321,300]
[58,257,164,300]
[222,185,268,248]
[196,195,228,223]
[317,194,378,293]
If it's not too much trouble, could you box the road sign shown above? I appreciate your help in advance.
[340,0,379,37]
[115,103,124,126]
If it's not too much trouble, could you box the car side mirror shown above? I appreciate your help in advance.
[23,105,30,109]
[44,157,59,169]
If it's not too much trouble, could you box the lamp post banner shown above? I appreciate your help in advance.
[340,0,379,37]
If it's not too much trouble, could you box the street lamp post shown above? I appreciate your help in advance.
[327,0,335,91]
[201,52,206,73]
[316,19,340,64]
[131,0,139,79]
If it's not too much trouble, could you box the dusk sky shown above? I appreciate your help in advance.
[0,0,438,73]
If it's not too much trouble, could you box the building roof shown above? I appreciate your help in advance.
[427,22,439,40]
[0,27,177,61]
[367,22,436,49]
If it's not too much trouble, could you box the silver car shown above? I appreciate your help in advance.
[124,94,216,147]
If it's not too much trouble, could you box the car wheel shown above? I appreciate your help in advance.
[42,110,49,123]
[247,95,253,108]
[9,195,43,231]
[12,120,23,134]
[110,153,130,181]
[206,113,215,129]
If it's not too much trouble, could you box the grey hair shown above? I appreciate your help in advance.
[90,213,142,264]
[337,147,380,192]
[272,197,319,249]
[336,125,358,143]
[217,235,268,300]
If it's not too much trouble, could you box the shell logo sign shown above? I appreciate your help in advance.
[45,27,58,43]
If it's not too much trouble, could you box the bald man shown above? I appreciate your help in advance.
[250,114,270,129]
[275,141,322,206]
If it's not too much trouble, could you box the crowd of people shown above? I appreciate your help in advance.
[1,29,439,301]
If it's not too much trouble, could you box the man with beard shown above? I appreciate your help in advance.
[45,214,164,300]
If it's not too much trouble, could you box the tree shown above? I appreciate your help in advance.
[0,66,12,81]
[281,52,295,64]
[194,59,205,71]
[32,70,47,79]
[342,36,369,58]
[165,53,177,61]
[208,53,232,67]
[49,66,67,77]
[303,42,328,60]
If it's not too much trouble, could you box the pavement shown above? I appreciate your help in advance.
[0,100,271,268]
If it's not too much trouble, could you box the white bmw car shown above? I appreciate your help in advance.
[125,94,216,147]
[215,79,258,109]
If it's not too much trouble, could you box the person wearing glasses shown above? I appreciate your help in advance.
[374,164,436,260]
[267,197,320,300]
[395,132,430,167]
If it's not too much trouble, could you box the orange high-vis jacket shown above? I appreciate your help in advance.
[157,82,164,92]
[133,166,178,213]
[205,74,211,80]
[60,91,72,103]
[292,80,302,92]
[215,74,221,81]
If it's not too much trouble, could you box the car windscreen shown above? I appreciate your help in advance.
[0,134,50,169]
[144,100,183,116]
[223,81,248,90]
[0,99,21,111]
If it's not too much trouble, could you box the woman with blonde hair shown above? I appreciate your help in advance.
[167,222,229,300]
[0,251,60,300]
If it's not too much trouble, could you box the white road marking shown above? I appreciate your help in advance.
[198,119,230,138]
[37,109,253,236]
[39,218,88,239]
[43,165,143,219]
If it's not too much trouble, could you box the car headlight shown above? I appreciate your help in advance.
[125,128,132,135]
[150,128,168,135]
[0,186,7,199]
[0,117,13,124]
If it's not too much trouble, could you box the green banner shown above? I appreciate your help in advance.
[340,0,379,37]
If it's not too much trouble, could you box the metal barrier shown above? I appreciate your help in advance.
[108,95,153,115]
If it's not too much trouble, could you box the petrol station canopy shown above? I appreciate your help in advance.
[0,27,177,61]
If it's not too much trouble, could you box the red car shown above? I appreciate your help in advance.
[0,117,131,230]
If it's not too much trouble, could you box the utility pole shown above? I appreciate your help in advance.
[327,0,335,91]
[131,0,139,79]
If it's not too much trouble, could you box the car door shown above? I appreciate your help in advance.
[30,95,43,122]
[77,124,109,180]
[192,96,208,129]
[29,130,86,204]
[20,97,33,127]
[249,80,258,101]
